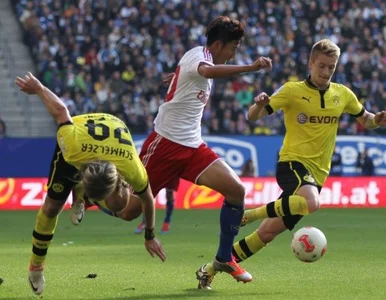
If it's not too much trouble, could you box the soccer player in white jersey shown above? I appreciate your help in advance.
[138,16,272,289]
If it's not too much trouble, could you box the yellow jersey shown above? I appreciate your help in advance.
[266,77,364,185]
[57,113,148,193]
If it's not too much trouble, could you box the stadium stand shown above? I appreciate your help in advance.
[0,1,55,136]
[4,0,386,136]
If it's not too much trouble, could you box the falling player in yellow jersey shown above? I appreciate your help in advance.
[198,39,386,288]
[15,72,166,296]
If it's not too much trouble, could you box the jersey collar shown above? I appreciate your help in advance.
[305,75,330,91]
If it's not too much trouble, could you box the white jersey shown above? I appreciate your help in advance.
[154,46,214,148]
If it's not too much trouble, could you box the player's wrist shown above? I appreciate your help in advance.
[144,227,155,240]
[36,85,46,96]
[372,117,379,128]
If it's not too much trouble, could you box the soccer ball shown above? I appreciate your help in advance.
[291,226,327,263]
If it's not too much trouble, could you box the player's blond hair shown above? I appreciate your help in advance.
[310,39,341,61]
[80,160,127,201]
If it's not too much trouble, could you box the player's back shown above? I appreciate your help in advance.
[154,46,214,148]
[62,113,135,163]
[57,113,148,192]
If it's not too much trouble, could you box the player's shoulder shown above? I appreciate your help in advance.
[73,113,121,125]
[181,46,212,63]
[329,82,358,100]
[329,82,351,93]
[279,80,306,90]
[272,80,301,96]
[184,46,205,56]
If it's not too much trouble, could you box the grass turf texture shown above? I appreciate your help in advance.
[0,209,386,300]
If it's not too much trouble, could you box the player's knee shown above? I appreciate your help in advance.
[257,227,283,244]
[42,197,64,217]
[225,181,245,204]
[306,196,320,213]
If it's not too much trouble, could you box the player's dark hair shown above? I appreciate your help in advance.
[206,16,245,46]
[81,160,123,201]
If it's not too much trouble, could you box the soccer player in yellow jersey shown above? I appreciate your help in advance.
[15,72,166,295]
[200,39,386,288]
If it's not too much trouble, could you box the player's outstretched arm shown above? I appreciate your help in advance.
[137,184,166,262]
[198,57,272,79]
[356,110,386,129]
[15,72,71,125]
[247,92,270,121]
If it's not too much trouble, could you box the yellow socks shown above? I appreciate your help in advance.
[232,231,266,262]
[244,195,309,223]
[31,208,58,267]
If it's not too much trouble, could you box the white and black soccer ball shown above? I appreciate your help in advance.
[291,226,327,263]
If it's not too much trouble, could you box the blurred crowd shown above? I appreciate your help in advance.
[12,0,386,135]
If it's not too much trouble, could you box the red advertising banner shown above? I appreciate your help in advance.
[169,177,386,209]
[0,177,385,210]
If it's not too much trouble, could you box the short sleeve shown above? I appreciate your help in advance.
[128,158,149,194]
[57,123,79,162]
[266,83,291,114]
[186,48,214,78]
[343,87,364,117]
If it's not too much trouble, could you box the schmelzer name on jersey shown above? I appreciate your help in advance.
[81,143,133,159]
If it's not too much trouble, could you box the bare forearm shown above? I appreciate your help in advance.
[248,104,267,121]
[139,185,156,230]
[36,87,68,123]
[361,112,379,129]
[202,64,253,78]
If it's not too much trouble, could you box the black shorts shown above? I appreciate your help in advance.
[276,161,322,230]
[276,161,321,195]
[46,144,80,201]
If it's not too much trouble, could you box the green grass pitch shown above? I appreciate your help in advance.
[1,209,386,299]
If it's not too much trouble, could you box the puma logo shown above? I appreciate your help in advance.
[302,96,311,103]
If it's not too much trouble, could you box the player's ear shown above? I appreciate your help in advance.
[212,40,224,50]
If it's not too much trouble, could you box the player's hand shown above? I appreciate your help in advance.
[162,73,175,86]
[145,237,166,262]
[250,57,272,72]
[374,111,386,127]
[15,72,44,95]
[254,92,270,106]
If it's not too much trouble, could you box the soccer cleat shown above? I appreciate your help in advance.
[240,209,257,227]
[160,222,170,234]
[213,256,252,283]
[28,264,45,295]
[70,200,85,226]
[134,221,145,234]
[195,264,215,290]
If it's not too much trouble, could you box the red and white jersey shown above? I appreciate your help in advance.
[154,46,214,148]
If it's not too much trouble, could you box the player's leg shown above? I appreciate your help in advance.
[183,145,250,287]
[29,145,78,295]
[204,215,304,285]
[242,162,320,225]
[161,178,179,233]
[195,160,251,286]
[232,163,322,262]
[233,217,287,262]
[232,214,303,262]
